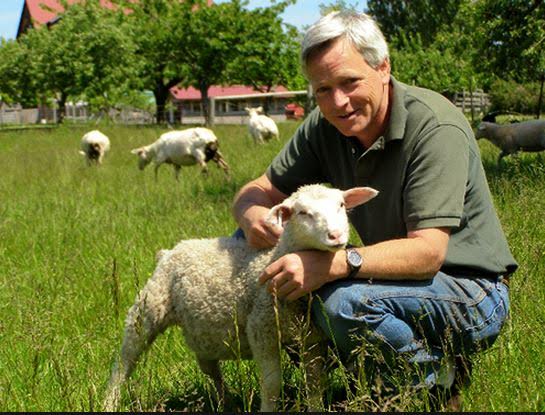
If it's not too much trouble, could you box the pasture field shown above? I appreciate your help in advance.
[0,122,544,411]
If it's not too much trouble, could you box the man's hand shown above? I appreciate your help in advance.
[259,250,345,301]
[240,205,283,249]
[232,174,288,249]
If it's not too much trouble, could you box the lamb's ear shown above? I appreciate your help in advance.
[343,187,379,209]
[266,201,294,228]
[256,106,263,113]
[130,148,143,155]
[78,150,86,156]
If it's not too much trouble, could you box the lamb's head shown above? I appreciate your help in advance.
[267,184,378,252]
[130,146,152,170]
[475,122,491,140]
[245,106,263,117]
[88,142,101,160]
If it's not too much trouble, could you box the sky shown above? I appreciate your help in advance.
[0,1,367,41]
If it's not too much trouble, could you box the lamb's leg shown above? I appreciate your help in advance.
[154,163,161,181]
[174,165,181,181]
[247,314,282,411]
[103,287,173,411]
[197,358,225,405]
[254,349,282,411]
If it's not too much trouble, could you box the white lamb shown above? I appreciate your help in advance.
[130,127,230,180]
[79,130,110,166]
[103,184,378,411]
[245,106,280,144]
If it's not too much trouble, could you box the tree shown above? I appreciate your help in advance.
[21,0,137,122]
[229,1,305,114]
[175,0,249,125]
[113,0,203,124]
[366,0,465,47]
[472,0,545,85]
[0,38,37,107]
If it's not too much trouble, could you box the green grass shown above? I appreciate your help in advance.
[0,122,544,411]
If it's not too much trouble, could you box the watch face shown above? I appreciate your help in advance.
[347,249,363,267]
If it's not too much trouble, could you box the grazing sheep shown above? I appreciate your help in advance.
[130,127,230,180]
[79,130,110,166]
[103,184,378,412]
[245,106,279,144]
[475,119,545,163]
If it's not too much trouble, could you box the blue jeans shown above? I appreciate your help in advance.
[311,272,510,388]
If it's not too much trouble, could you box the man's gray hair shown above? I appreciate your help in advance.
[301,10,389,76]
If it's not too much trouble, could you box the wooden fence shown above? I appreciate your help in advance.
[452,89,490,115]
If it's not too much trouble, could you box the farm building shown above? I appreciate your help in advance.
[17,0,214,37]
[15,0,304,124]
[170,85,306,124]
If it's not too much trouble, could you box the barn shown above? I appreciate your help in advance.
[15,0,304,123]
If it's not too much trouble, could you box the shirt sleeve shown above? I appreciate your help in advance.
[404,124,469,231]
[266,110,327,195]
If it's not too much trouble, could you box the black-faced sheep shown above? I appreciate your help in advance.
[130,127,230,180]
[245,106,280,144]
[103,184,378,411]
[475,119,545,163]
[79,130,110,166]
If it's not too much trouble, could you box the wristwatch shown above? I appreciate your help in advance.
[345,248,363,279]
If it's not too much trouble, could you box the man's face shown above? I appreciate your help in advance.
[307,37,390,141]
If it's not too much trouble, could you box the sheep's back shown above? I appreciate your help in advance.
[163,237,273,359]
[81,130,110,151]
[155,129,218,164]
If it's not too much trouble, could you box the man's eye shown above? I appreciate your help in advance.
[343,78,359,87]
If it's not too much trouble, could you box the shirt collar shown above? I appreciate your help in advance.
[384,75,408,143]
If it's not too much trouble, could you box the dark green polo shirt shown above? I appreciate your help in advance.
[266,76,517,277]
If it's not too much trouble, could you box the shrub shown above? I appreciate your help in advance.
[488,79,543,114]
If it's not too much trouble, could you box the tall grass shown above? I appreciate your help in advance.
[0,123,543,411]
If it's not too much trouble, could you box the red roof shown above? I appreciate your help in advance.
[24,0,117,25]
[170,85,290,100]
[24,0,213,26]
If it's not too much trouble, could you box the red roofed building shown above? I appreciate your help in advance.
[170,85,305,123]
[16,0,305,123]
[17,0,119,37]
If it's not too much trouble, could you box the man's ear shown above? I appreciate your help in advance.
[378,58,391,85]
[343,187,379,209]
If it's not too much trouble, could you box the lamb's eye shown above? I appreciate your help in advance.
[298,210,312,217]
[340,202,345,209]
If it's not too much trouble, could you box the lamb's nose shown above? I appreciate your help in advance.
[328,230,342,241]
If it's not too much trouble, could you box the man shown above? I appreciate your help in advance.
[232,10,517,407]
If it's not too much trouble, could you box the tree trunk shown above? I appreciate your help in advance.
[537,71,544,119]
[57,92,66,124]
[263,85,273,115]
[154,83,170,124]
[199,82,210,126]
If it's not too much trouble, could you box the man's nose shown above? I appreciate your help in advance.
[332,88,349,107]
